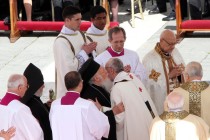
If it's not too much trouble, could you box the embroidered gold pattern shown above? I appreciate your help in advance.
[181,81,209,117]
[160,111,189,140]
[149,69,161,82]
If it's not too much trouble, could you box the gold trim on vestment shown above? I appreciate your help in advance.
[181,81,209,117]
[160,111,189,140]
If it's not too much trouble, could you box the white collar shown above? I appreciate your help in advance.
[87,23,106,34]
[110,46,123,54]
[61,25,78,35]
[7,92,19,96]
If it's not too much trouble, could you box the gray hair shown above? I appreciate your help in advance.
[7,74,25,89]
[166,91,184,111]
[185,61,203,78]
[107,58,124,73]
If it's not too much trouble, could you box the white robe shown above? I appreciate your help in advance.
[50,97,110,140]
[142,47,185,115]
[53,25,89,98]
[150,114,209,140]
[95,48,147,84]
[0,100,44,140]
[86,23,110,55]
[110,71,158,140]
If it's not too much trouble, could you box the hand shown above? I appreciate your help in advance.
[124,65,131,73]
[88,98,102,110]
[112,102,125,115]
[46,99,54,108]
[0,127,16,140]
[168,65,184,79]
[82,42,97,54]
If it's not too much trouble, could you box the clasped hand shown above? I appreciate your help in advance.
[82,42,97,54]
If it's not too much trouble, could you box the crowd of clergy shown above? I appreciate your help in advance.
[1,5,210,140]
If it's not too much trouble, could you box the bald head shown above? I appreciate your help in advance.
[160,29,176,41]
[159,29,177,54]
[166,91,184,111]
[185,61,203,81]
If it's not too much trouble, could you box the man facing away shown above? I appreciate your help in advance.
[0,74,44,140]
[53,6,97,98]
[173,61,210,127]
[150,91,209,140]
[20,63,52,140]
[79,58,125,140]
[105,58,158,140]
[95,26,147,84]
[86,6,110,56]
[50,71,110,140]
[142,29,185,115]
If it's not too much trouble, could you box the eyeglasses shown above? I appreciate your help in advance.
[162,38,177,46]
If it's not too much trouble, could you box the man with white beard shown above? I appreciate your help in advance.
[79,58,124,140]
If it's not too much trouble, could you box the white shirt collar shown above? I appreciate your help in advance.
[87,23,106,34]
[110,46,123,54]
[61,25,78,35]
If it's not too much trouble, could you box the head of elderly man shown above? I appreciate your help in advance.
[159,29,177,54]
[7,74,28,97]
[166,91,184,112]
[79,58,112,92]
[183,61,203,82]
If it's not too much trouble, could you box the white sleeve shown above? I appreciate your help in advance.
[86,102,110,139]
[133,53,148,84]
[12,107,44,140]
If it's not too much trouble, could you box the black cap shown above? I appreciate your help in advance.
[21,63,44,104]
[79,58,100,83]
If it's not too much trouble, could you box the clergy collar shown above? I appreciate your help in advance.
[87,23,107,34]
[107,46,124,57]
[114,71,131,84]
[61,25,78,35]
[0,92,21,106]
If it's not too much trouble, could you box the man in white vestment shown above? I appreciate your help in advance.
[142,29,185,115]
[50,71,110,140]
[53,6,97,98]
[86,6,110,56]
[150,91,209,140]
[173,61,210,127]
[95,26,147,84]
[105,58,158,140]
[0,74,44,140]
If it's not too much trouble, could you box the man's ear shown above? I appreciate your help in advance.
[90,18,94,22]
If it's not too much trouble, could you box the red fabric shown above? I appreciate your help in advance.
[181,20,210,29]
[16,21,119,31]
[61,92,80,105]
[0,92,21,106]
[0,21,9,30]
